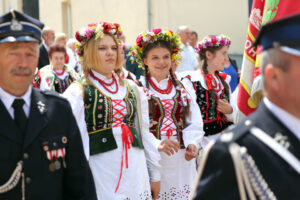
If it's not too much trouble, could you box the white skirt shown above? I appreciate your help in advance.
[157,149,197,200]
[89,128,152,200]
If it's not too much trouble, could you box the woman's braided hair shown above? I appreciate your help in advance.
[199,46,230,102]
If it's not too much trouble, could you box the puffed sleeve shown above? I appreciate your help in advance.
[135,85,162,182]
[224,75,234,122]
[181,78,204,149]
[62,82,90,160]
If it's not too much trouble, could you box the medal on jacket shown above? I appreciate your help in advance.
[54,148,61,170]
[48,150,56,172]
[61,148,67,168]
[61,136,67,168]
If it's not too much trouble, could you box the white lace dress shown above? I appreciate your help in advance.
[140,76,204,200]
[63,70,161,200]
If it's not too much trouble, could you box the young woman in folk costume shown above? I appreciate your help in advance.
[39,44,79,93]
[182,34,234,149]
[63,22,168,200]
[130,29,204,200]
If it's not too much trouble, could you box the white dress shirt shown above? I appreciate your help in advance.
[264,98,300,141]
[0,86,32,119]
[176,43,199,72]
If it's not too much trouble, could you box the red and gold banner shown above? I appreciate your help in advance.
[235,0,300,122]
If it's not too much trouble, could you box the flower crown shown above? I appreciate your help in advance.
[129,28,182,69]
[75,22,123,61]
[195,34,231,54]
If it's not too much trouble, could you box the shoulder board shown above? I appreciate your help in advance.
[220,117,256,143]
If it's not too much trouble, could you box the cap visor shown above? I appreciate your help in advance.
[0,36,39,44]
[280,46,300,56]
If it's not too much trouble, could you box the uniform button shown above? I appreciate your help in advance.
[53,142,57,147]
[244,120,252,126]
[102,138,107,143]
[25,177,31,184]
[23,153,29,160]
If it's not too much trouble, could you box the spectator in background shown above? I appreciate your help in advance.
[120,42,137,81]
[176,26,199,73]
[189,31,198,49]
[67,38,82,73]
[38,27,55,69]
[121,35,145,79]
[223,57,239,92]
[190,31,201,67]
[55,32,77,70]
[39,44,79,93]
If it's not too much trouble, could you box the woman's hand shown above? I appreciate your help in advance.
[185,144,198,161]
[150,181,160,200]
[158,139,180,156]
[217,99,233,114]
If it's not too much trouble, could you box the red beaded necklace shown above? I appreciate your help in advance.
[148,75,173,94]
[54,67,65,76]
[89,71,119,94]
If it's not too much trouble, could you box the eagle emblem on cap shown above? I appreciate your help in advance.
[10,10,23,31]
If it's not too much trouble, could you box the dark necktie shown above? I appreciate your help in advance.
[12,99,28,133]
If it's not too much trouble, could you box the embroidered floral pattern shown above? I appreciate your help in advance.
[157,184,192,200]
[121,190,152,200]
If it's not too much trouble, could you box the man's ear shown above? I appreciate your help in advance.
[264,64,280,91]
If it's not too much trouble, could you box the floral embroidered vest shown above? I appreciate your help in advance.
[149,90,185,149]
[186,76,233,136]
[77,78,144,155]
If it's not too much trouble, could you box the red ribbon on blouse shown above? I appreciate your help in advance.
[204,74,214,90]
[115,124,133,193]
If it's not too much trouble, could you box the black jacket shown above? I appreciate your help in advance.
[38,44,49,69]
[0,88,97,200]
[194,102,300,200]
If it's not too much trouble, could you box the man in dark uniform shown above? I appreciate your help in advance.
[191,14,300,200]
[0,10,97,200]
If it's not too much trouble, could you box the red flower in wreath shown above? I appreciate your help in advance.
[152,28,162,34]
[211,36,217,44]
[102,22,112,33]
[75,32,82,42]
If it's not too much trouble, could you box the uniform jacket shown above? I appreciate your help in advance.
[194,102,300,200]
[0,88,97,200]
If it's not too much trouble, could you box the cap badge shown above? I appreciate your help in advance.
[10,10,22,31]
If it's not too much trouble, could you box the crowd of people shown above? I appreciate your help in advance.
[0,9,299,200]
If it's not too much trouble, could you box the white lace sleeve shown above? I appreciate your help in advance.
[181,78,204,149]
[136,85,162,182]
[62,83,90,160]
[224,75,234,122]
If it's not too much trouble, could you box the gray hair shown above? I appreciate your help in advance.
[177,25,189,34]
[260,47,291,87]
[42,27,53,36]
